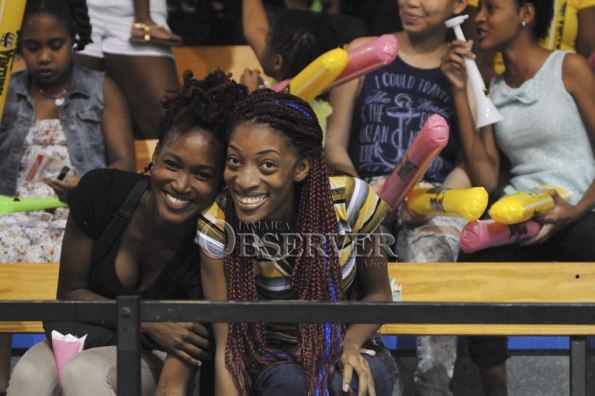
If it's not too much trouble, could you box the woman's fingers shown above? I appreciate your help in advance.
[342,363,353,393]
[342,351,376,395]
[175,349,203,367]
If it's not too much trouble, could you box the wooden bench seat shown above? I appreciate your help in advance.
[3,262,595,336]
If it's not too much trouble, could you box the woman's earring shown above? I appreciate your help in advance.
[522,21,526,27]
[143,162,153,175]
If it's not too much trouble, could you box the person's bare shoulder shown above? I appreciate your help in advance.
[562,52,595,94]
[345,36,379,51]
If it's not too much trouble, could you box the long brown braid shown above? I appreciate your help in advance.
[224,89,347,395]
[143,69,248,176]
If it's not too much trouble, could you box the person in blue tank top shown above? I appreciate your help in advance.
[441,0,595,259]
[324,0,508,394]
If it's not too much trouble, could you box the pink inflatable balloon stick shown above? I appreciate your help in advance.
[378,114,449,208]
[271,35,399,93]
[460,219,542,254]
[271,79,290,92]
[325,34,399,91]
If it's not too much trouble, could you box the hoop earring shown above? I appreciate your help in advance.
[522,21,526,27]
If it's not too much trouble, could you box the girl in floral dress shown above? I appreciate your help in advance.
[0,0,135,263]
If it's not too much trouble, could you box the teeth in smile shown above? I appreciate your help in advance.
[166,192,189,205]
[237,195,266,205]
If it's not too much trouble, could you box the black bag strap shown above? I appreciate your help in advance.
[93,178,150,264]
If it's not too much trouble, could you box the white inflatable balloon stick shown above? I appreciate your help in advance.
[445,15,503,128]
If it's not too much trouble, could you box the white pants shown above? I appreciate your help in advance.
[7,341,164,396]
[80,0,174,59]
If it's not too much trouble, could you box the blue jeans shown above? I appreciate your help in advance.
[253,348,399,396]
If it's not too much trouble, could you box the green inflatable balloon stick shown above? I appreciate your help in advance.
[0,195,67,216]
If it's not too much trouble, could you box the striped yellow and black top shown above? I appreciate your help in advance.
[196,176,388,339]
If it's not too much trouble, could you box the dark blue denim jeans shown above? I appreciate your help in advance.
[253,348,399,396]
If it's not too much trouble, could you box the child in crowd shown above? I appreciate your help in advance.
[0,0,135,391]
[155,90,399,395]
[323,0,508,394]
[241,0,340,133]
[7,70,248,396]
[0,0,135,265]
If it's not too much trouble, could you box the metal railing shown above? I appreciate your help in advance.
[1,298,594,396]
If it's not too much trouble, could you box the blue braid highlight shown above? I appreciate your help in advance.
[270,99,314,119]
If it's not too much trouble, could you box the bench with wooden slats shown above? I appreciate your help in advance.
[3,262,595,336]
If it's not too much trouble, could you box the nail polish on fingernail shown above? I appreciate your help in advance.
[343,384,349,392]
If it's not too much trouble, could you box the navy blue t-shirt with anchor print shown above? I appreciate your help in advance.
[348,56,460,183]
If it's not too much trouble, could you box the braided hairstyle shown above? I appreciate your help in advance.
[20,0,92,52]
[269,10,339,80]
[224,89,346,396]
[513,0,554,41]
[145,69,248,175]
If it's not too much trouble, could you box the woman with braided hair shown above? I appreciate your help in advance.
[165,89,398,396]
[6,70,248,396]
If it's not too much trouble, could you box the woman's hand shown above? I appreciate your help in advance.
[45,174,81,203]
[340,343,376,396]
[240,68,264,93]
[143,322,214,367]
[523,189,581,245]
[441,40,475,92]
[400,203,433,225]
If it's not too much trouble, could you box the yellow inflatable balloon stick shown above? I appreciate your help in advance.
[0,0,27,120]
[406,186,489,221]
[489,185,570,224]
[282,47,349,102]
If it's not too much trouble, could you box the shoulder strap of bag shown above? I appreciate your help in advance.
[93,177,150,263]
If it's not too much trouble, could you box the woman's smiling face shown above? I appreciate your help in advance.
[224,121,310,224]
[150,128,224,225]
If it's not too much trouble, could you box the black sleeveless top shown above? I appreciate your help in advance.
[68,168,203,301]
[348,56,460,183]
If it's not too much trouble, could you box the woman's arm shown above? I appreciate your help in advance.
[153,355,198,396]
[57,213,110,301]
[526,53,595,243]
[340,228,392,396]
[325,37,376,178]
[243,0,271,66]
[441,40,501,192]
[576,6,595,59]
[561,53,595,216]
[201,252,240,396]
[102,77,136,172]
[325,77,360,177]
[441,159,472,189]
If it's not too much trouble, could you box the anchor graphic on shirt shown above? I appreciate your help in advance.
[386,93,422,163]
